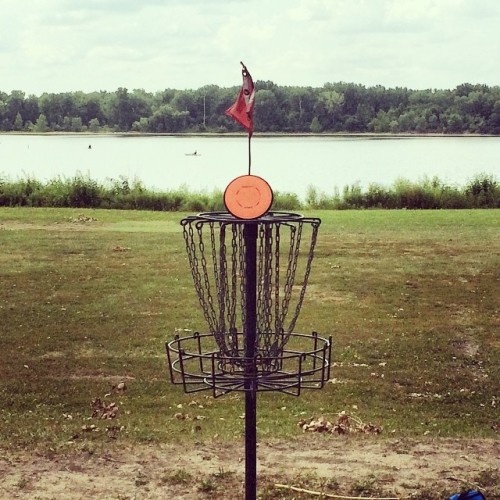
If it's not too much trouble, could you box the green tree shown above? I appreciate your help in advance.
[38,93,76,129]
[88,118,100,132]
[14,112,23,131]
[33,113,49,132]
[23,95,40,125]
[254,89,282,131]
[192,85,228,130]
[131,117,150,132]
[107,88,150,131]
[149,104,188,132]
[109,88,133,130]
[310,116,322,133]
[398,110,417,131]
[0,96,7,130]
[445,113,464,133]
[73,92,106,126]
[486,100,500,134]
[62,116,72,131]
[286,87,315,131]
[0,81,498,134]
[71,116,83,132]
[170,90,195,129]
[4,91,25,129]
[368,110,392,132]
[356,103,375,130]
[314,86,344,131]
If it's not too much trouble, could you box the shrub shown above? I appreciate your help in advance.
[272,192,302,211]
[0,173,497,210]
[465,173,499,208]
[67,175,101,208]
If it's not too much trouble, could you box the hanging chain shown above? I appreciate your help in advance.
[287,221,320,334]
[238,223,246,332]
[228,224,240,356]
[215,223,229,354]
[273,223,281,336]
[256,224,264,335]
[258,224,274,360]
[279,222,300,337]
[181,215,321,374]
[183,221,216,334]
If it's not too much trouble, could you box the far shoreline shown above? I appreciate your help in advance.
[0,131,498,139]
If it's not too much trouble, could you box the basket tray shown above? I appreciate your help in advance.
[166,331,331,397]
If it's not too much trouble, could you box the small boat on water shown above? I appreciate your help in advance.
[185,151,201,156]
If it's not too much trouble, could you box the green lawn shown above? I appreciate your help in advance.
[0,207,498,452]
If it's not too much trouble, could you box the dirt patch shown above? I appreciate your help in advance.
[1,437,498,499]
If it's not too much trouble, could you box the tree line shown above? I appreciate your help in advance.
[1,82,499,135]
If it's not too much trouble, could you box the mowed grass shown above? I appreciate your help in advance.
[0,207,498,452]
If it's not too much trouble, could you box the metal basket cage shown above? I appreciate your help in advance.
[166,330,332,397]
[166,211,331,396]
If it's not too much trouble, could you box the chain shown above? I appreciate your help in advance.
[214,222,228,353]
[273,223,281,336]
[180,215,321,374]
[279,223,300,334]
[182,221,205,317]
[256,224,264,337]
[182,221,217,335]
[238,223,246,332]
[228,224,240,355]
[258,224,274,357]
[287,221,320,334]
[197,222,220,335]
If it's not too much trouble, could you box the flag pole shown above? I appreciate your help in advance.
[225,61,255,176]
[248,134,252,175]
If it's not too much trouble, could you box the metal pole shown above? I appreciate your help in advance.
[248,134,252,176]
[243,223,258,500]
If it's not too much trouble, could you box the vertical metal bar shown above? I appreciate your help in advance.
[166,340,175,383]
[248,134,252,175]
[295,353,301,396]
[178,348,188,394]
[312,331,318,371]
[327,336,333,380]
[211,353,217,398]
[195,332,204,374]
[243,223,258,500]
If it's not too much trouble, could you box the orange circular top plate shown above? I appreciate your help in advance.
[224,175,273,220]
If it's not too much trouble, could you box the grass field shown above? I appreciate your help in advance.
[0,207,498,498]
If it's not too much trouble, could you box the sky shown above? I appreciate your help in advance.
[1,0,499,95]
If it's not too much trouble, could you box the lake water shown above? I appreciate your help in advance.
[0,134,499,200]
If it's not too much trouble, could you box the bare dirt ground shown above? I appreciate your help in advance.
[1,437,499,499]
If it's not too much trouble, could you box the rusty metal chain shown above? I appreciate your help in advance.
[273,223,281,336]
[214,222,229,353]
[279,222,301,334]
[257,224,274,356]
[181,215,321,374]
[183,221,216,334]
[238,223,246,332]
[227,223,240,356]
[287,220,320,334]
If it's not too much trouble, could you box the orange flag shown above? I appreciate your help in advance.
[225,62,255,135]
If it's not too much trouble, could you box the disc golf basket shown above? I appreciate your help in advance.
[166,209,331,499]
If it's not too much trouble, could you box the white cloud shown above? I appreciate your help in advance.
[0,0,499,94]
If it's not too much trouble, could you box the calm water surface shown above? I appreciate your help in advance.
[0,135,499,200]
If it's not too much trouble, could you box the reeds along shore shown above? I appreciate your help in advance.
[0,173,498,210]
